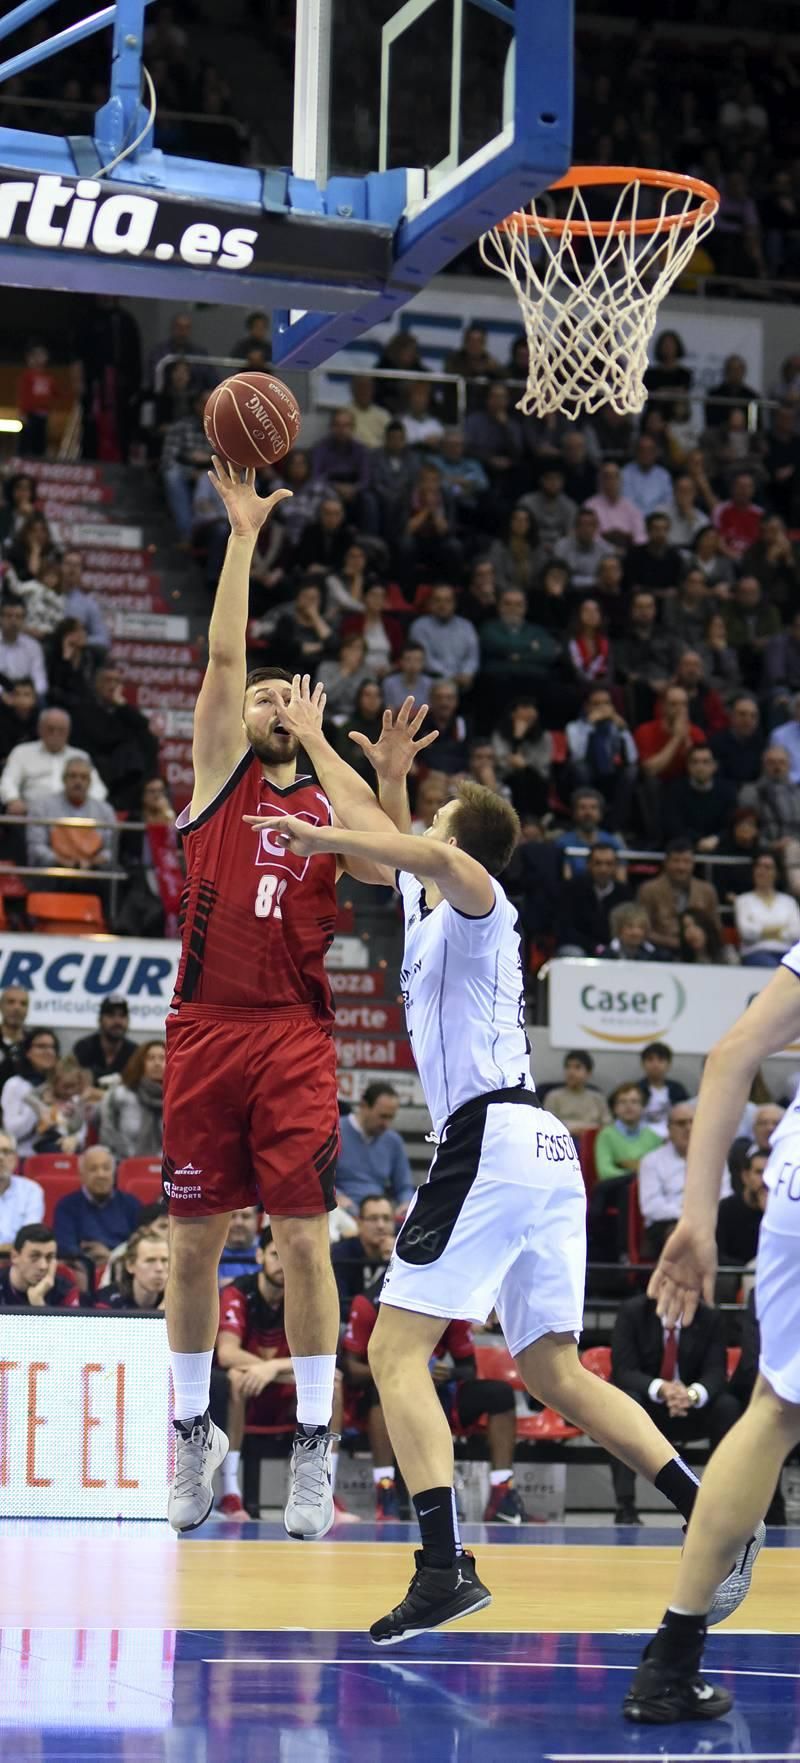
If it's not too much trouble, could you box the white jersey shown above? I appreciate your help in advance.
[396,869,534,1135]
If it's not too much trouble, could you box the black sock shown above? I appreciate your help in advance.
[412,1486,460,1569]
[646,1607,707,1674]
[654,1454,699,1523]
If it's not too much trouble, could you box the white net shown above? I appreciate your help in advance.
[479,173,719,420]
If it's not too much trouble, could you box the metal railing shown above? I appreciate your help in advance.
[0,813,151,929]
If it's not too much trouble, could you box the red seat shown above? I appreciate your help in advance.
[24,1154,80,1226]
[726,1346,742,1378]
[516,1408,582,1441]
[26,892,106,934]
[580,1345,612,1381]
[578,1127,600,1198]
[117,1158,163,1206]
[474,1342,525,1390]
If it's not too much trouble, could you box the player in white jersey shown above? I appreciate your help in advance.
[623,948,800,1723]
[248,686,762,1647]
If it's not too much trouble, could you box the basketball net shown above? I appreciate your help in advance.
[479,168,719,420]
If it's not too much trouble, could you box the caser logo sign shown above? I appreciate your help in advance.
[0,172,258,271]
[577,973,688,1045]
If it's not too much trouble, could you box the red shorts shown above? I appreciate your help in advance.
[163,1004,339,1218]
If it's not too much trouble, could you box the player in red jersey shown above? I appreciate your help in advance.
[164,458,437,1540]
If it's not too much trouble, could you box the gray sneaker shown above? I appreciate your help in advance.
[168,1412,228,1534]
[707,1520,766,1625]
[284,1428,336,1540]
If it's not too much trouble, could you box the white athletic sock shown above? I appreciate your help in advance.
[490,1468,513,1486]
[372,1465,395,1484]
[221,1450,241,1496]
[293,1354,337,1430]
[170,1350,213,1423]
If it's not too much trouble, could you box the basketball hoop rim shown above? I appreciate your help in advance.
[496,166,720,240]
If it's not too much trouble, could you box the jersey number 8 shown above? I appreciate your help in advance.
[255,873,287,919]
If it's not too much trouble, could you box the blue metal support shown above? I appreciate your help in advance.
[94,0,153,168]
[0,5,144,87]
[0,0,64,48]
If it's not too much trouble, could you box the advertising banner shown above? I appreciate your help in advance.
[549,958,797,1055]
[0,1313,171,1519]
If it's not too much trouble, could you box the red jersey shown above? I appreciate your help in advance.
[17,367,56,416]
[217,1272,290,1357]
[173,752,337,1020]
[343,1292,475,1364]
[634,717,705,781]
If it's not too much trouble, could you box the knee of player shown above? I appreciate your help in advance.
[367,1329,394,1386]
[272,1218,328,1276]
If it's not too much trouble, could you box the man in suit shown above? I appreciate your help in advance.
[556,843,630,955]
[609,1291,741,1523]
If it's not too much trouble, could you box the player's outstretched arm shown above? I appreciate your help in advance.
[349,699,438,834]
[649,962,800,1327]
[243,814,495,917]
[191,460,291,817]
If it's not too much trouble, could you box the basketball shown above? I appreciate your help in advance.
[203,371,302,468]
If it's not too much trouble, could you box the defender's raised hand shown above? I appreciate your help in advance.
[264,673,327,743]
[207,456,292,538]
[348,697,439,781]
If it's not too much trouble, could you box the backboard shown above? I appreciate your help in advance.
[0,0,572,366]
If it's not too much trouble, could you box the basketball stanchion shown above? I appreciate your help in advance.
[480,166,720,420]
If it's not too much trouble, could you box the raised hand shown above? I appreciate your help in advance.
[263,673,326,743]
[348,696,439,781]
[243,812,322,856]
[207,456,292,538]
[647,1217,718,1328]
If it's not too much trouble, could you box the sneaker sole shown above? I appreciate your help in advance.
[284,1506,335,1542]
[623,1690,733,1725]
[707,1520,766,1627]
[168,1425,229,1536]
[370,1591,493,1646]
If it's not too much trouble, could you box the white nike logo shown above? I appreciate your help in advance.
[418,1507,438,1518]
[693,1683,715,1701]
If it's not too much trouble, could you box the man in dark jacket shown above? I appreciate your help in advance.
[0,1223,79,1307]
[610,1292,741,1522]
[710,694,765,786]
[556,844,630,954]
[70,662,159,814]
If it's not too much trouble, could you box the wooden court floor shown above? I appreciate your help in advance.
[3,1523,798,1633]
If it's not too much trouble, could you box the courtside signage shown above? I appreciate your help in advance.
[550,958,795,1054]
[0,1314,171,1518]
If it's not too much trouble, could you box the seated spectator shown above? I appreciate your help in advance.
[460,559,498,629]
[214,1225,296,1518]
[45,618,97,716]
[292,492,353,574]
[335,1083,414,1215]
[410,583,480,691]
[638,838,722,956]
[555,784,624,877]
[324,542,378,619]
[0,1129,43,1247]
[367,422,418,546]
[96,1226,168,1310]
[621,435,673,519]
[340,583,404,678]
[73,997,137,1084]
[26,756,117,884]
[503,815,562,952]
[724,578,783,696]
[741,513,800,615]
[444,320,503,389]
[614,592,683,725]
[70,662,159,814]
[740,745,800,896]
[99,1041,164,1161]
[680,907,734,965]
[546,1049,611,1133]
[519,466,576,554]
[332,1192,396,1321]
[735,851,800,966]
[0,1223,79,1308]
[770,694,800,783]
[717,1148,768,1271]
[663,567,716,651]
[556,844,629,955]
[554,506,613,590]
[272,578,334,674]
[718,806,762,901]
[711,694,764,787]
[382,642,433,714]
[53,1145,141,1265]
[399,463,464,585]
[528,560,571,633]
[311,408,369,518]
[316,634,371,725]
[0,676,38,763]
[635,686,706,840]
[25,1054,92,1156]
[337,681,385,780]
[609,1291,740,1524]
[161,392,210,542]
[410,772,449,834]
[595,1082,662,1184]
[489,507,547,595]
[703,407,765,491]
[626,511,684,599]
[567,599,613,691]
[462,381,521,490]
[14,555,72,642]
[714,470,763,560]
[764,609,800,717]
[663,743,736,850]
[705,354,761,429]
[149,311,209,394]
[347,374,390,449]
[586,459,646,550]
[218,1206,262,1284]
[4,508,52,582]
[644,330,692,420]
[479,589,563,709]
[416,680,468,775]
[490,698,552,816]
[376,329,429,406]
[0,707,106,817]
[2,1026,60,1156]
[692,523,736,595]
[49,548,109,657]
[560,429,599,504]
[0,984,29,1079]
[429,426,489,520]
[273,451,325,550]
[601,901,660,963]
[231,308,270,361]
[461,740,512,800]
[0,595,47,698]
[672,649,728,737]
[667,472,707,551]
[638,1102,694,1255]
[638,1042,689,1138]
[697,611,741,700]
[341,1269,524,1523]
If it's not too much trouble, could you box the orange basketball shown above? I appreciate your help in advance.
[203,371,301,468]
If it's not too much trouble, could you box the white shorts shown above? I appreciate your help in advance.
[756,1133,800,1405]
[379,1092,587,1358]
